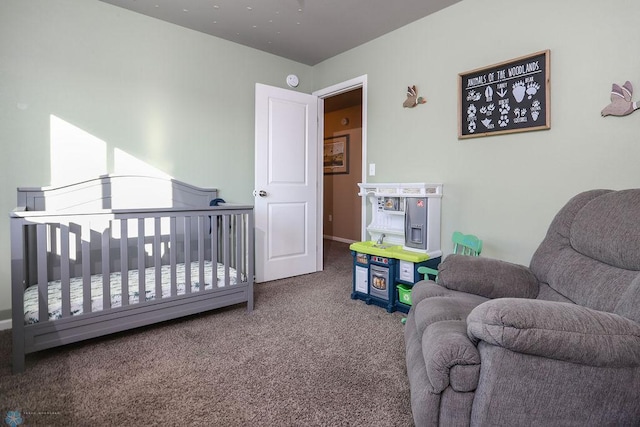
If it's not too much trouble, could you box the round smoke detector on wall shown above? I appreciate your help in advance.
[286,74,299,88]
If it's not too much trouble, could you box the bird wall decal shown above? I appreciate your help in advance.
[403,85,427,108]
[601,81,640,117]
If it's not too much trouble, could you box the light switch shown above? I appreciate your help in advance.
[369,163,376,176]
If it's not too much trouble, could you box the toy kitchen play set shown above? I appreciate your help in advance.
[349,183,442,313]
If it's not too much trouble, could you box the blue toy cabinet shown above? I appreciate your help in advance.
[351,251,398,312]
[351,248,440,313]
[393,257,440,313]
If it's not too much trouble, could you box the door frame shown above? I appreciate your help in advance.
[313,74,368,264]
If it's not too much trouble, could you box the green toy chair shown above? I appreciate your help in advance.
[417,231,483,281]
[402,231,483,325]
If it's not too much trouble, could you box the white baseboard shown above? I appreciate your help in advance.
[323,235,357,244]
[0,319,11,331]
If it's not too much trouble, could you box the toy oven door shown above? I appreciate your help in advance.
[369,264,389,301]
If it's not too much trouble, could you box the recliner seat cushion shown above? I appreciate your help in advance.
[413,284,488,338]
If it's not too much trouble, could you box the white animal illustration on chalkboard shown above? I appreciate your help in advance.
[484,86,494,102]
[526,81,540,99]
[512,81,526,102]
[601,81,640,117]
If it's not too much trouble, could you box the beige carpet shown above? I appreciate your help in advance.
[0,240,414,426]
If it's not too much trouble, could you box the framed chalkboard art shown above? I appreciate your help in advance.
[458,50,550,139]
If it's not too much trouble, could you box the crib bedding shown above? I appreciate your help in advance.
[23,261,240,324]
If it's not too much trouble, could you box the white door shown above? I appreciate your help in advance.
[254,83,320,282]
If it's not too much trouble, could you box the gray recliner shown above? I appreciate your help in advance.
[404,189,640,426]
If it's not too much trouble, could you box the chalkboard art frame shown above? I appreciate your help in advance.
[458,50,550,139]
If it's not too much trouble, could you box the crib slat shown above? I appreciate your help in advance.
[36,224,48,323]
[184,216,191,293]
[247,210,254,311]
[235,214,242,283]
[10,219,27,372]
[211,213,218,289]
[81,222,91,315]
[222,215,231,287]
[48,224,58,281]
[170,216,177,296]
[244,213,252,284]
[120,219,129,306]
[102,224,111,310]
[138,218,145,302]
[60,223,71,317]
[198,215,205,292]
[154,217,162,299]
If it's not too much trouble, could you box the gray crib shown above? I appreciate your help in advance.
[10,175,254,373]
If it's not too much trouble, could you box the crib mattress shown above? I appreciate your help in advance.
[24,261,238,324]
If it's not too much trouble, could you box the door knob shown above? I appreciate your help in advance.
[253,190,268,197]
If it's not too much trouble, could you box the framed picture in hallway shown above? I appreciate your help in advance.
[324,134,350,174]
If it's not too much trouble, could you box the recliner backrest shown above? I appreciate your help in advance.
[530,189,640,322]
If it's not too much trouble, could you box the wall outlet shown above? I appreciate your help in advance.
[328,214,332,222]
[369,163,376,176]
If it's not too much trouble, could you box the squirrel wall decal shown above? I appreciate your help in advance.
[601,81,640,117]
[403,85,427,108]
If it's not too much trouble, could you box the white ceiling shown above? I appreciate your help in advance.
[99,0,462,65]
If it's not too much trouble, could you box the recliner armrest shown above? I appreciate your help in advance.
[467,298,640,367]
[437,254,539,299]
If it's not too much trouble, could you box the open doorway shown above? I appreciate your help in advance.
[322,87,363,244]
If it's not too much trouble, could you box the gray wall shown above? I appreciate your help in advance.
[2,0,640,315]
[314,0,640,265]
[0,0,311,314]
